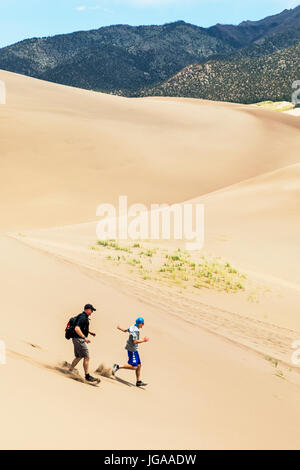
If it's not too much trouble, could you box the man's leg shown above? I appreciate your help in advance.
[69,357,82,371]
[83,357,90,375]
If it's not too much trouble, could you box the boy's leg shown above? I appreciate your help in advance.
[114,352,141,375]
[122,351,139,371]
[136,364,142,382]
[119,364,138,371]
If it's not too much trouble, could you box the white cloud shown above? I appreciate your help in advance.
[287,0,300,7]
[75,3,114,13]
[75,0,300,14]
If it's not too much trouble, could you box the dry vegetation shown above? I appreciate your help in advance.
[90,240,247,293]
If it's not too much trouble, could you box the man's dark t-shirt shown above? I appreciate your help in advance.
[74,312,90,338]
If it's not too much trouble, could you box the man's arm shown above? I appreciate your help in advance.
[75,326,90,343]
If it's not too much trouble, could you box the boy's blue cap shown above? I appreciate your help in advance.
[135,317,144,326]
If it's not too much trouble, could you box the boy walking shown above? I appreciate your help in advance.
[113,317,149,387]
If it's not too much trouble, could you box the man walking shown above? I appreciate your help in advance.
[113,317,149,387]
[69,304,99,383]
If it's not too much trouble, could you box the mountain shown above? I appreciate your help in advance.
[0,6,300,100]
[207,5,300,47]
[141,40,300,104]
[0,22,233,94]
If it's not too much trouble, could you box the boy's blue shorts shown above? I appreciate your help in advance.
[128,351,141,367]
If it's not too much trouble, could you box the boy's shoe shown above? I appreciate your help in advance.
[136,381,148,387]
[85,374,99,383]
[112,364,119,376]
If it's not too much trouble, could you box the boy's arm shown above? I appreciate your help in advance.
[117,325,128,333]
[133,337,150,344]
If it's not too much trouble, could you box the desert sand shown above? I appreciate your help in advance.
[285,108,300,117]
[1,69,300,450]
[1,69,300,230]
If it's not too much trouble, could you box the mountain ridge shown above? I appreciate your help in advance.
[0,5,300,101]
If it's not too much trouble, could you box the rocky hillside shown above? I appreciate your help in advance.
[141,40,300,103]
[0,22,233,93]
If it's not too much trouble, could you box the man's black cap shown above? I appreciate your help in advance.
[84,304,96,311]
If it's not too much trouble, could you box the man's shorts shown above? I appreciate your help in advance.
[72,337,89,358]
[128,350,141,367]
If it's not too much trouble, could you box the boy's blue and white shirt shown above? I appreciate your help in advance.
[125,325,140,352]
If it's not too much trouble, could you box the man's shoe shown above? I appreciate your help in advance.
[85,374,99,383]
[112,364,119,376]
[136,381,148,387]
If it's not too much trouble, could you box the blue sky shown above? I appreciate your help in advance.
[0,0,299,47]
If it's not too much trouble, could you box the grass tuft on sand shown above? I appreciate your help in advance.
[255,101,295,112]
[91,241,246,293]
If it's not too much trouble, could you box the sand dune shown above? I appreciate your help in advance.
[1,71,300,449]
[1,69,300,230]
[2,235,300,450]
[16,159,300,333]
[284,108,300,117]
[193,162,300,283]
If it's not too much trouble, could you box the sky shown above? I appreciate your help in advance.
[0,0,299,48]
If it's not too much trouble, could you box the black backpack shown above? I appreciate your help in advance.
[65,315,79,340]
